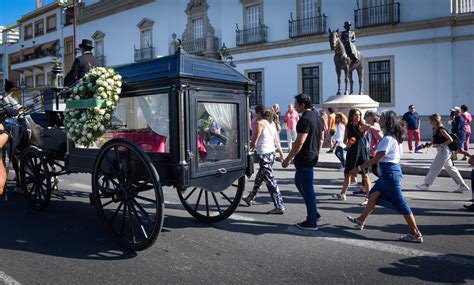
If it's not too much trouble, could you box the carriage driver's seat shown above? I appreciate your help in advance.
[26,113,67,155]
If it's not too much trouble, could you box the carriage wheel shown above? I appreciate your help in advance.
[92,139,164,251]
[20,147,52,210]
[177,176,245,224]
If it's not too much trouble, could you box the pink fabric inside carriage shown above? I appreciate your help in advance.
[112,132,166,153]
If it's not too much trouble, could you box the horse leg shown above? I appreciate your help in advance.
[349,70,354,95]
[336,68,341,95]
[344,67,349,95]
[358,66,363,94]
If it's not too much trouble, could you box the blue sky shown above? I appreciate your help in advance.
[0,0,56,26]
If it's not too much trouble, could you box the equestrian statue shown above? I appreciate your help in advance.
[328,21,363,95]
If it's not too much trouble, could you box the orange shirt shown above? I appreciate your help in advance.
[328,113,336,131]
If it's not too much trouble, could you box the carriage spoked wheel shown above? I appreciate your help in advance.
[177,176,245,224]
[19,147,52,210]
[92,138,164,251]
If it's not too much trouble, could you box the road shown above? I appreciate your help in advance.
[0,165,473,284]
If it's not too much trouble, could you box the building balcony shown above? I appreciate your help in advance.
[134,47,155,62]
[289,14,327,38]
[11,50,60,71]
[236,25,267,47]
[182,36,219,55]
[354,2,400,29]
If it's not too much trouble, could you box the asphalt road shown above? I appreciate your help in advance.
[0,165,473,284]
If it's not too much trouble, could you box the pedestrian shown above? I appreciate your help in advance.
[460,105,472,160]
[282,94,323,230]
[364,111,383,178]
[463,156,474,211]
[334,112,347,171]
[272,104,282,136]
[333,108,380,201]
[283,104,299,152]
[0,124,9,198]
[450,106,466,160]
[415,113,470,192]
[326,107,337,153]
[347,110,424,243]
[402,104,421,153]
[243,106,285,214]
[319,109,328,151]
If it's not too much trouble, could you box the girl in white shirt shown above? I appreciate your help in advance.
[333,112,347,171]
[347,110,423,243]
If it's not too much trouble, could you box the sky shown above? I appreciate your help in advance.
[0,0,56,26]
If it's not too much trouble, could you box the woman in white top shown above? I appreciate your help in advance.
[333,112,347,171]
[243,106,285,214]
[347,111,423,243]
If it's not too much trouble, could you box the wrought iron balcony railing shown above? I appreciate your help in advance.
[11,49,59,65]
[289,14,327,38]
[451,0,474,14]
[182,37,219,54]
[236,25,267,46]
[354,2,400,29]
[134,47,155,62]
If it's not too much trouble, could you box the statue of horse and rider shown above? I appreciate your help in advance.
[328,21,363,95]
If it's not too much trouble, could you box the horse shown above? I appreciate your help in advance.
[328,28,363,95]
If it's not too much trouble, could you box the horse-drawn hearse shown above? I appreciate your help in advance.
[2,48,254,250]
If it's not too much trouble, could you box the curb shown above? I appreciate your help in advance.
[316,161,472,179]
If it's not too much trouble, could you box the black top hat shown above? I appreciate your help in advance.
[78,39,94,50]
[344,21,352,28]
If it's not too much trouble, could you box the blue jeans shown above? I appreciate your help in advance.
[370,162,412,215]
[334,146,345,167]
[295,167,320,223]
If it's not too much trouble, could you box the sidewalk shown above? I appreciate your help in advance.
[282,140,473,179]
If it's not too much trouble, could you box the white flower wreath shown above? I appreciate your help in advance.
[64,67,122,147]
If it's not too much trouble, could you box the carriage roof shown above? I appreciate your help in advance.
[114,50,252,95]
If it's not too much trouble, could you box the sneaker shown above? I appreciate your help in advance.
[360,198,368,206]
[399,233,423,243]
[453,185,470,193]
[409,150,414,153]
[461,156,468,161]
[347,216,364,230]
[296,220,318,231]
[326,149,334,153]
[350,177,357,184]
[415,184,430,191]
[337,167,345,172]
[332,193,346,201]
[415,149,423,153]
[267,207,285,214]
[242,196,253,207]
[463,204,474,211]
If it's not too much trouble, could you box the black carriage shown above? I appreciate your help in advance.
[16,49,254,250]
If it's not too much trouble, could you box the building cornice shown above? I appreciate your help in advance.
[77,0,154,25]
[229,13,474,55]
[19,2,64,23]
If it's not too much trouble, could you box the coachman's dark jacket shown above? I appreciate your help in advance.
[64,51,100,86]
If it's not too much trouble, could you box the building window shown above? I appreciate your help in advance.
[246,4,260,29]
[193,18,204,39]
[46,14,57,32]
[35,74,45,87]
[25,76,34,88]
[34,19,44,36]
[65,38,73,55]
[141,29,152,49]
[301,0,318,19]
[24,24,33,40]
[95,40,104,57]
[302,66,320,105]
[368,60,391,103]
[247,71,263,106]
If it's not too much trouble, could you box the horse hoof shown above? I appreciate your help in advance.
[336,92,341,95]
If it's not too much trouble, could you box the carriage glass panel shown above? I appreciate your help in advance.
[196,102,239,164]
[83,93,170,152]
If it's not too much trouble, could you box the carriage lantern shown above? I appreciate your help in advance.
[50,62,63,89]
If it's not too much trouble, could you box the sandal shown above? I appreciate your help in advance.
[347,216,364,229]
[399,233,423,243]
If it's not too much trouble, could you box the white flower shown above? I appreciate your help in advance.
[99,109,106,115]
[74,95,80,100]
[114,95,119,101]
[106,101,112,107]
[93,125,98,131]
[106,85,113,91]
[107,78,114,85]
[116,88,122,94]
[102,81,109,87]
[105,113,111,119]
[73,87,78,94]
[116,81,122,87]
[98,87,105,93]
[113,75,119,81]
[87,83,93,88]
[99,125,105,131]
[87,133,92,138]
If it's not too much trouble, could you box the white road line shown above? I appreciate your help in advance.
[68,183,91,190]
[403,191,469,201]
[228,214,256,222]
[286,226,474,267]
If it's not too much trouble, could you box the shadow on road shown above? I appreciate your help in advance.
[0,191,137,260]
[378,254,474,283]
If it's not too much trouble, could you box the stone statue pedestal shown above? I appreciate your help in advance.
[322,94,379,117]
